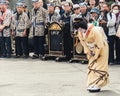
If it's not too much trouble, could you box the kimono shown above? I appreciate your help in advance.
[78,24,109,88]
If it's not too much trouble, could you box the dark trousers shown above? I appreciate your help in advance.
[15,36,29,56]
[33,36,45,56]
[108,35,120,63]
[0,37,11,57]
[115,36,120,62]
[64,33,73,60]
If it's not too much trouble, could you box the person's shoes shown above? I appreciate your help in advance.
[109,62,114,65]
[0,55,6,58]
[0,55,7,58]
[14,55,22,58]
[87,86,93,90]
[22,55,29,59]
[7,55,11,58]
[116,61,120,64]
[32,54,39,59]
[87,86,101,92]
[39,54,44,59]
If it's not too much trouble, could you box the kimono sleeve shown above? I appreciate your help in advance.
[89,27,104,63]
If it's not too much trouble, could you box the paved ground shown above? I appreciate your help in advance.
[0,58,120,96]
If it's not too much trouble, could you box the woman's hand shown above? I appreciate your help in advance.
[78,30,83,38]
[86,51,92,60]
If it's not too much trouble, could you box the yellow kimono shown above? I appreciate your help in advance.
[78,24,109,88]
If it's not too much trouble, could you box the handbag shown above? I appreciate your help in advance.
[116,25,120,37]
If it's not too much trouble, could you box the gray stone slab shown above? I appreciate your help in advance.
[0,58,120,96]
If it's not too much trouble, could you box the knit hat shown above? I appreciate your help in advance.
[90,7,100,15]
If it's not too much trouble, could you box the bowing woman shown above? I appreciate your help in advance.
[74,18,109,92]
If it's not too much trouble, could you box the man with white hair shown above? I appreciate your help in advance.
[30,0,48,59]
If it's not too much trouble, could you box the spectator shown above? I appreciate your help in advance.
[0,0,12,58]
[104,3,116,65]
[60,1,73,60]
[70,4,81,34]
[11,2,29,58]
[111,3,120,64]
[98,0,106,10]
[112,3,120,29]
[79,2,91,22]
[89,7,100,26]
[30,0,48,59]
[88,0,96,11]
[47,3,61,23]
[22,2,30,57]
[54,5,63,16]
[99,3,109,37]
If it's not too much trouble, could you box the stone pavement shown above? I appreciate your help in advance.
[0,58,120,96]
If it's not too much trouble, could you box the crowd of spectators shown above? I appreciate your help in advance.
[0,0,120,65]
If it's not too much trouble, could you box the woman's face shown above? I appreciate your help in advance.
[112,6,119,14]
[55,7,60,13]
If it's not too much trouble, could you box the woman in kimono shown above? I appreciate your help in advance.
[74,18,109,92]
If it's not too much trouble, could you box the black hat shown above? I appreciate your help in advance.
[73,18,88,30]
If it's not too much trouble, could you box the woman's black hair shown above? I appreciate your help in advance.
[73,17,88,30]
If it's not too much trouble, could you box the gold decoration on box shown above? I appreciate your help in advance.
[49,23,61,31]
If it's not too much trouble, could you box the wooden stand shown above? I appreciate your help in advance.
[42,22,65,61]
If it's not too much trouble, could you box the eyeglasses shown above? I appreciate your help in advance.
[73,8,80,11]
[99,2,104,3]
